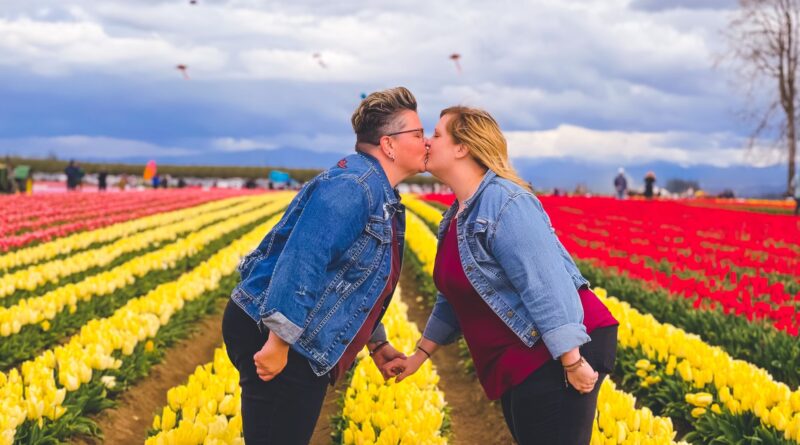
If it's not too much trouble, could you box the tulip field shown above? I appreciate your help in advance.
[1,189,799,444]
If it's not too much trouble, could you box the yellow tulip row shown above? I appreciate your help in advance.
[0,211,286,444]
[340,284,448,445]
[591,379,688,445]
[0,194,277,299]
[0,194,294,338]
[595,288,800,443]
[147,347,244,445]
[0,194,256,273]
[401,194,446,231]
[404,197,684,444]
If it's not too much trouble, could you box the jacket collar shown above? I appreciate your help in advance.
[443,169,497,221]
[355,150,402,208]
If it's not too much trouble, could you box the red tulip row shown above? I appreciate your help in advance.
[0,189,259,252]
[420,194,800,336]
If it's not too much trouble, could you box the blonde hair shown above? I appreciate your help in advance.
[440,106,533,192]
[351,87,417,146]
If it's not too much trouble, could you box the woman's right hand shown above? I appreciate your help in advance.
[387,350,428,383]
[253,333,290,382]
[566,359,599,394]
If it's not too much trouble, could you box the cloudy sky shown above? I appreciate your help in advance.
[0,0,785,168]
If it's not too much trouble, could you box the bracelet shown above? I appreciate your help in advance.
[417,345,432,359]
[369,341,389,356]
[563,356,586,372]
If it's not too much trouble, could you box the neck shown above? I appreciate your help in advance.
[356,145,404,188]
[441,161,487,209]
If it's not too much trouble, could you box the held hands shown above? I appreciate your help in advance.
[369,342,407,380]
[253,332,290,382]
[384,350,427,383]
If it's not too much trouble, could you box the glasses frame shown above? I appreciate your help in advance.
[384,127,425,138]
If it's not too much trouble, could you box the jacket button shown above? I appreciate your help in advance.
[362,307,370,313]
[506,310,514,318]
[465,265,473,272]
[341,338,350,345]
[531,329,538,337]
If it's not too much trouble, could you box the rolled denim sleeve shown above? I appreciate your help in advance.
[422,291,462,345]
[259,177,369,344]
[369,322,387,343]
[490,193,590,359]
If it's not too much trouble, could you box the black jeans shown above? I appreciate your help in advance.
[500,325,618,445]
[222,299,329,445]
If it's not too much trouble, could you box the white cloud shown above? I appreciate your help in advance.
[506,125,784,167]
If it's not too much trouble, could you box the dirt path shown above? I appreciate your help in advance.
[76,301,228,445]
[397,263,515,445]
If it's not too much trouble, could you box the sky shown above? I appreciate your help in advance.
[0,0,787,169]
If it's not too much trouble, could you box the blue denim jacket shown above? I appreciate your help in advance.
[231,152,405,376]
[422,170,590,359]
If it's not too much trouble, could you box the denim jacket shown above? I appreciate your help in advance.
[422,170,590,359]
[231,152,405,376]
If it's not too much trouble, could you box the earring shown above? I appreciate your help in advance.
[389,153,395,162]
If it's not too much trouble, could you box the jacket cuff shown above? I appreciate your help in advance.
[261,311,303,344]
[369,323,387,343]
[572,274,590,289]
[422,314,461,345]
[541,322,591,359]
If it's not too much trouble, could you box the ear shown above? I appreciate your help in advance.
[454,144,469,159]
[379,136,394,157]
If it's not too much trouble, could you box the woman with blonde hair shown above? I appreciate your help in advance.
[388,106,618,444]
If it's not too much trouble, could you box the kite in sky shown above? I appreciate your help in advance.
[449,53,462,74]
[176,64,190,79]
[312,53,328,69]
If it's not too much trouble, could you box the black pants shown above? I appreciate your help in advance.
[222,299,329,445]
[500,325,618,445]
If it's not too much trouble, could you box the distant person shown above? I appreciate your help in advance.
[644,171,656,199]
[177,177,187,188]
[613,168,627,199]
[0,161,16,194]
[152,174,160,189]
[118,174,128,191]
[161,175,169,189]
[98,170,108,191]
[793,172,800,216]
[245,178,257,189]
[65,160,81,191]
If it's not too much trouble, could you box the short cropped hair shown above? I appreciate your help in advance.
[351,87,417,145]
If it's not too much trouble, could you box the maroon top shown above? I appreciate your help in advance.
[433,217,618,399]
[329,219,401,384]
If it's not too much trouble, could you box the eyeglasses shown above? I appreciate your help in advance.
[385,128,425,139]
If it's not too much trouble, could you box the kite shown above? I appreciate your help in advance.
[190,0,197,3]
[143,160,157,182]
[176,64,190,79]
[449,53,462,74]
[312,53,328,69]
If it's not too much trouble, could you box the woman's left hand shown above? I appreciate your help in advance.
[566,359,599,394]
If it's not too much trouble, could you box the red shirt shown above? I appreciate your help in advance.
[433,217,617,399]
[329,218,401,383]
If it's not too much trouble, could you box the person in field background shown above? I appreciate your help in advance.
[387,106,619,445]
[222,87,429,445]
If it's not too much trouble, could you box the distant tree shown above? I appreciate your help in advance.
[723,0,799,196]
[665,178,701,194]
